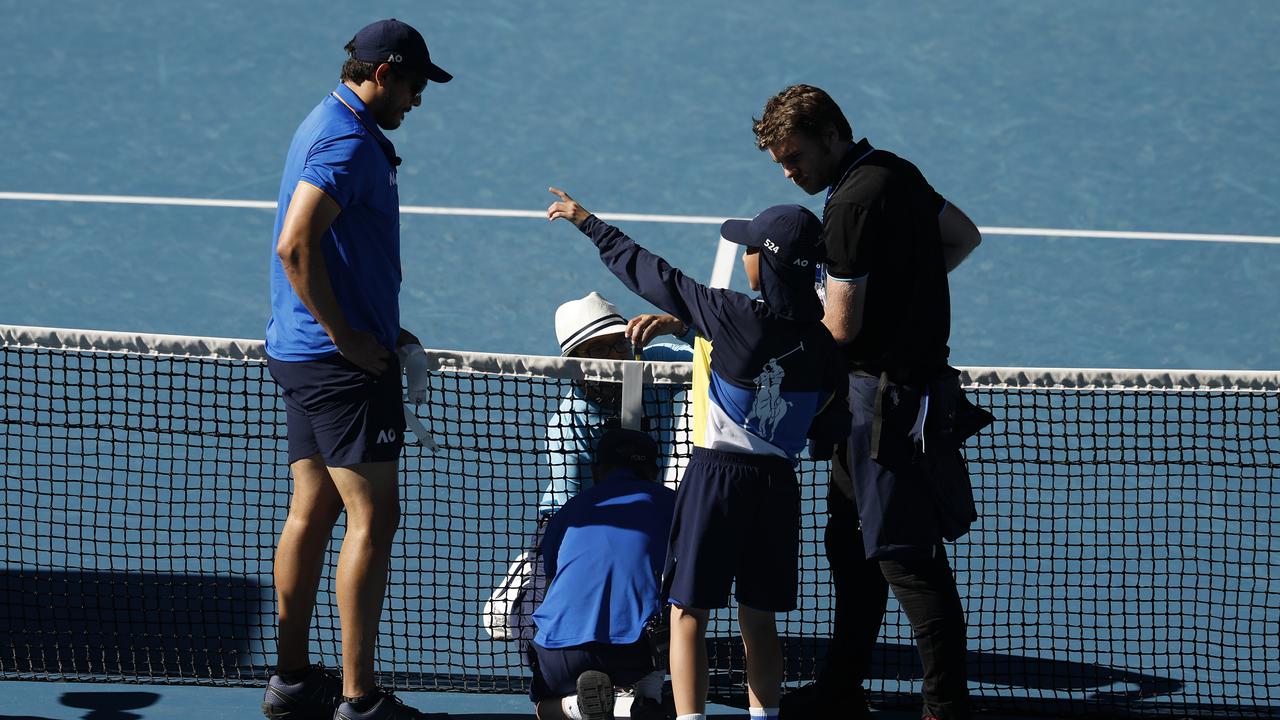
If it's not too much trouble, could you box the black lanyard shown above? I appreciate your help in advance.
[331,90,402,167]
[823,143,875,222]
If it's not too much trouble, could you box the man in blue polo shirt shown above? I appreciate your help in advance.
[529,428,677,720]
[260,18,451,720]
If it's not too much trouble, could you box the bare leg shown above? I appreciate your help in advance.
[738,604,782,709]
[274,455,344,673]
[329,461,401,698]
[670,604,710,716]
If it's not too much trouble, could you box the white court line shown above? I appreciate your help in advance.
[0,191,277,210]
[979,225,1280,245]
[2,190,1278,245]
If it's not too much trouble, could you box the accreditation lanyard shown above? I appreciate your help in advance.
[822,142,876,222]
[816,143,876,294]
[330,89,402,168]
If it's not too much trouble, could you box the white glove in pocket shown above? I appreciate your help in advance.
[398,343,429,405]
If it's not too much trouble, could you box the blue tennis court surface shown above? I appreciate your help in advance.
[0,682,688,720]
[0,681,929,720]
[2,1,1279,718]
[1,1,1279,367]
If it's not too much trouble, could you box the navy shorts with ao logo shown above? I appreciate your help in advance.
[267,353,405,467]
[662,447,801,612]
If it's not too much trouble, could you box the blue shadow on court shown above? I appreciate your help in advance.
[704,635,1205,718]
[0,569,268,681]
[61,692,159,720]
[0,691,158,720]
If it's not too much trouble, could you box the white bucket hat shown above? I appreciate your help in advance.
[555,292,627,356]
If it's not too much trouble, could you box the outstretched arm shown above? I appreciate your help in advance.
[547,187,724,336]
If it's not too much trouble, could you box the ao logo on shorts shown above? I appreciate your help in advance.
[377,429,398,444]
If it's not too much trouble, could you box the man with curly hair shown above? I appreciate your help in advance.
[753,84,984,720]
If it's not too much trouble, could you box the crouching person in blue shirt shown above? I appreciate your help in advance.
[529,428,677,720]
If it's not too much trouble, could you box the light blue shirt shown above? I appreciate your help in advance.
[539,340,692,516]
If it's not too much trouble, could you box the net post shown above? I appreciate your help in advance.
[621,359,643,430]
[710,235,738,288]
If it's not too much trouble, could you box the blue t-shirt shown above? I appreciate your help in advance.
[539,340,692,515]
[266,84,403,361]
[533,469,676,648]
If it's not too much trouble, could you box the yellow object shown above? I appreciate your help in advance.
[691,335,713,448]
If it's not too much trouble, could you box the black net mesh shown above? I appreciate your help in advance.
[1,337,1277,718]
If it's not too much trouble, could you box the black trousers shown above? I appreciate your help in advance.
[818,483,971,720]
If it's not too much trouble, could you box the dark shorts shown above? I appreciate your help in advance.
[267,353,404,468]
[527,639,654,702]
[662,447,800,612]
[845,372,973,559]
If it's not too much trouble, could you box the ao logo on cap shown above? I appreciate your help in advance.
[387,53,403,63]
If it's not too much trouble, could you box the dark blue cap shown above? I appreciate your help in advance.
[720,204,824,272]
[595,428,659,470]
[351,18,452,83]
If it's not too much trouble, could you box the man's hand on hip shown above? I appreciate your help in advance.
[336,330,392,376]
[397,328,422,348]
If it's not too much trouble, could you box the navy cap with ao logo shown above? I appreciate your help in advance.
[594,428,660,472]
[720,204,824,272]
[351,18,452,83]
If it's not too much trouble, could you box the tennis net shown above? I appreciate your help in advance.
[1,324,1277,718]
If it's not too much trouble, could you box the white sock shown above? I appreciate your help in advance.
[561,694,583,720]
[748,707,778,720]
[631,670,665,702]
[676,715,706,720]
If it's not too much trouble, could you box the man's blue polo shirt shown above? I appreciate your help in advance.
[266,84,403,361]
[533,469,676,648]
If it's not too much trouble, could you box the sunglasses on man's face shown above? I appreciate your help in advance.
[388,69,427,102]
[404,75,427,102]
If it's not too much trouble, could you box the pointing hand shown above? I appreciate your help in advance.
[546,187,591,227]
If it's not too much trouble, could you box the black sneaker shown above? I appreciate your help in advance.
[262,664,343,720]
[575,670,614,720]
[779,681,871,720]
[334,688,450,720]
[629,697,669,720]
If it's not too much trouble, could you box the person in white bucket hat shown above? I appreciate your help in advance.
[544,291,692,515]
[481,291,691,689]
[555,291,630,358]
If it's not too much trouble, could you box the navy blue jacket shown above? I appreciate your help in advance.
[577,215,848,461]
